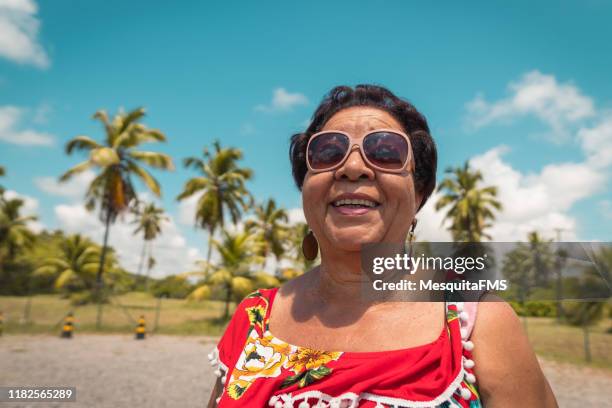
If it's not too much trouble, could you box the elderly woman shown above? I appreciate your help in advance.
[208,85,557,407]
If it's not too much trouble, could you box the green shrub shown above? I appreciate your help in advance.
[150,275,193,299]
[509,301,556,317]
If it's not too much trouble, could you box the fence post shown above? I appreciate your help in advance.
[583,321,592,362]
[96,301,104,331]
[24,296,32,325]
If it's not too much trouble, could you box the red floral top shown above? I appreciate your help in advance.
[208,288,481,407]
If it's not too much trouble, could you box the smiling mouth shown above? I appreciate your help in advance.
[331,198,380,208]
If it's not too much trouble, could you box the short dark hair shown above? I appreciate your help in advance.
[289,84,437,211]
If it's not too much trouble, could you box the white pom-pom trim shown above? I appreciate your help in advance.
[456,302,464,312]
[208,348,219,367]
[463,358,475,369]
[460,387,471,400]
[462,340,474,351]
[269,395,279,406]
[465,373,476,383]
[298,401,310,408]
[273,367,473,407]
[274,401,283,408]
[459,311,469,322]
[460,327,468,339]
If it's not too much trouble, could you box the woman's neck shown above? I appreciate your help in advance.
[314,247,371,306]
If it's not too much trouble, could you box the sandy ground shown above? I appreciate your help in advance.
[0,334,610,408]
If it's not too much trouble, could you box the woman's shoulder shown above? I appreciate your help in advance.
[469,296,556,405]
[469,295,524,347]
[471,295,520,334]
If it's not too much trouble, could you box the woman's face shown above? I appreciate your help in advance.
[302,106,422,253]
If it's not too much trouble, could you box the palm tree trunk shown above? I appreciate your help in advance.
[144,241,152,292]
[95,208,112,329]
[224,282,232,320]
[137,239,146,277]
[206,227,214,275]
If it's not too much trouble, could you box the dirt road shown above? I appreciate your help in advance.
[0,335,609,407]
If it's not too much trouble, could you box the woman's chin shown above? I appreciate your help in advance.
[324,228,383,252]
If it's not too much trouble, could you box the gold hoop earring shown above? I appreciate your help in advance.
[302,230,318,261]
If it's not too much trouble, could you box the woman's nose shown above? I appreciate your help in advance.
[334,146,375,181]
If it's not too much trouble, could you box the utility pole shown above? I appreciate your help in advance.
[553,228,567,322]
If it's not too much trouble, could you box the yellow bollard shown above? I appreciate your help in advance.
[61,312,74,339]
[135,315,146,340]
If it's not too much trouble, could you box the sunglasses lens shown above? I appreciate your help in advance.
[363,132,409,170]
[308,133,350,170]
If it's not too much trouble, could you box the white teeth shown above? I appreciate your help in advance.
[332,198,377,207]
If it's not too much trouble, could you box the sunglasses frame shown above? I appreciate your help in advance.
[305,128,414,174]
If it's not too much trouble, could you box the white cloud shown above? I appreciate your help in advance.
[3,189,44,232]
[0,105,54,146]
[466,146,604,241]
[422,144,605,241]
[578,114,612,169]
[459,71,611,241]
[0,0,49,68]
[255,88,308,113]
[34,170,95,200]
[465,70,595,142]
[54,203,202,278]
[177,192,200,226]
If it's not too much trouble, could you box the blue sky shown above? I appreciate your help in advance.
[0,0,610,276]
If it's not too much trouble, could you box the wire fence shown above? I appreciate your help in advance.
[0,291,229,337]
[0,294,610,368]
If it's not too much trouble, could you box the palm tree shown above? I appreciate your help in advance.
[33,234,125,301]
[0,165,5,193]
[61,107,174,326]
[177,140,253,270]
[0,195,37,267]
[435,161,502,242]
[132,202,167,287]
[565,245,611,362]
[0,193,37,322]
[502,231,555,294]
[186,227,276,319]
[246,198,288,270]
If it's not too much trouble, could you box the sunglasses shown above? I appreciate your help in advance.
[306,129,413,173]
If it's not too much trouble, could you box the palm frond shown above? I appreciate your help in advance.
[65,136,101,154]
[126,162,161,197]
[59,161,93,182]
[128,151,175,170]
